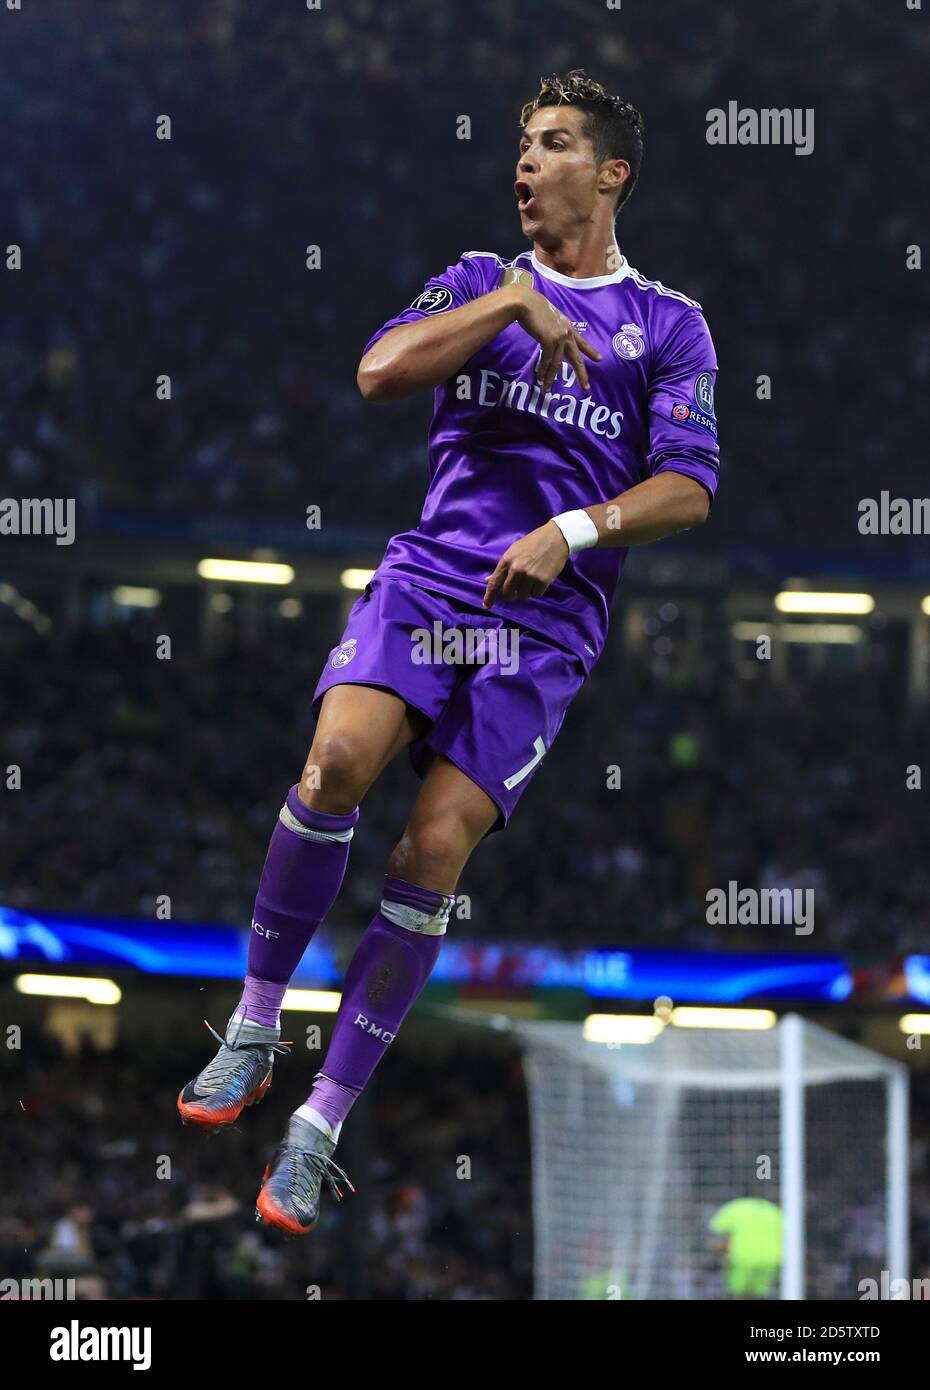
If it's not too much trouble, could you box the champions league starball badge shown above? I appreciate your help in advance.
[410,286,453,313]
[612,323,645,360]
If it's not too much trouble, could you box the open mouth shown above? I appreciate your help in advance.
[514,180,538,215]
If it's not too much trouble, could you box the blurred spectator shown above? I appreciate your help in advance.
[0,1028,532,1300]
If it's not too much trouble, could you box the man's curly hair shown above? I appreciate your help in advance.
[519,70,645,212]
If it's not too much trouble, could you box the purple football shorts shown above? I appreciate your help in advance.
[312,577,587,832]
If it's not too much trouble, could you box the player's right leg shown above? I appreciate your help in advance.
[177,684,425,1130]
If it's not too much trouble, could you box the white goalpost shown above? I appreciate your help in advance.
[516,1014,908,1301]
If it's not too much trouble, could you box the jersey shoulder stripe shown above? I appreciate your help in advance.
[460,250,533,271]
[460,250,511,268]
[626,265,703,311]
[459,252,703,309]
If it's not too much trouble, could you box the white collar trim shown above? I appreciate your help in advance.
[530,249,632,289]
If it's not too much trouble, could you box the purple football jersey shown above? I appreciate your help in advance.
[363,250,720,673]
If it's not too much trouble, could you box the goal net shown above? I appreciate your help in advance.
[516,1014,908,1301]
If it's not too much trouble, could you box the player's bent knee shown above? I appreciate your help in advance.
[388,819,475,885]
[299,731,373,809]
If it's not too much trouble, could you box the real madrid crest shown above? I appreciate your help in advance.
[612,323,645,361]
[331,638,358,669]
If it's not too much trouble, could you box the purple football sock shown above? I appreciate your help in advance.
[299,875,454,1137]
[239,975,288,1029]
[239,786,359,1027]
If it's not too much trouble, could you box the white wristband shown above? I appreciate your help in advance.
[551,509,599,557]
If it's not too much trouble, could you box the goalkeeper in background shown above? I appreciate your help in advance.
[709,1196,783,1299]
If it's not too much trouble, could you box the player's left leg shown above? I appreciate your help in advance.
[254,756,498,1235]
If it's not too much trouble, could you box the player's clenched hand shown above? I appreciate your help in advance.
[510,285,602,393]
[483,522,570,608]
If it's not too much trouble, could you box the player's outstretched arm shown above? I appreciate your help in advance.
[585,470,711,548]
[483,472,709,608]
[357,284,600,402]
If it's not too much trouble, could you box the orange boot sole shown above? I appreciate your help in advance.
[177,1069,272,1131]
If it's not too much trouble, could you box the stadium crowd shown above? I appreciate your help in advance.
[0,1026,530,1300]
[2,1022,928,1300]
[2,0,927,555]
[0,612,927,957]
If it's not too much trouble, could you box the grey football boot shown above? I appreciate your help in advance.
[255,1113,354,1234]
[177,1008,289,1131]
